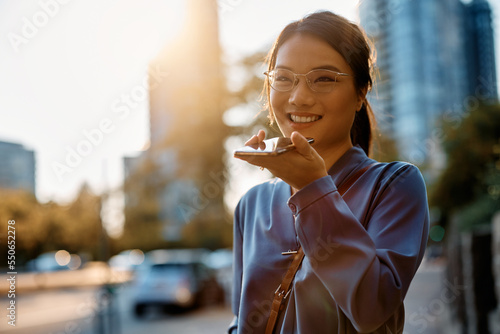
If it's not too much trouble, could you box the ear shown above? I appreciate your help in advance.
[356,87,368,111]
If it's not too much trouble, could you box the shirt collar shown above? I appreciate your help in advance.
[327,145,372,187]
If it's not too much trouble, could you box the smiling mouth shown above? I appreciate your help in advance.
[289,114,322,123]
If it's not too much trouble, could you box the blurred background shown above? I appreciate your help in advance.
[0,0,499,333]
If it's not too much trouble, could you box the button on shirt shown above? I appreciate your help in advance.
[229,146,430,334]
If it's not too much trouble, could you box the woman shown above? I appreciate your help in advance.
[229,11,429,334]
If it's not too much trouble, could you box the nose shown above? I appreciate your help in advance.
[288,76,315,106]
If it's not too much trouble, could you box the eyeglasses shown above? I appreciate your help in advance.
[264,68,351,93]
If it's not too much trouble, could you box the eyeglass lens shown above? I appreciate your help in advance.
[269,69,340,93]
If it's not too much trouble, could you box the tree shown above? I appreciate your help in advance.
[61,184,103,258]
[117,157,168,252]
[430,102,500,230]
[224,49,282,140]
[0,185,104,266]
[0,189,43,263]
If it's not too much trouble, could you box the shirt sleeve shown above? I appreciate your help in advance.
[289,163,429,332]
[228,200,244,333]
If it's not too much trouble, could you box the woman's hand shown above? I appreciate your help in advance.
[236,130,328,191]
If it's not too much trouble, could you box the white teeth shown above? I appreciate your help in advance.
[290,115,320,123]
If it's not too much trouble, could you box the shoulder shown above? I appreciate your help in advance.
[370,161,427,199]
[235,178,284,212]
[373,161,423,181]
[233,178,287,231]
[244,177,282,196]
[378,161,424,182]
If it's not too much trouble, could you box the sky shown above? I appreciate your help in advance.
[0,0,499,219]
[0,0,359,205]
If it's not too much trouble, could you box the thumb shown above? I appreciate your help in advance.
[291,132,314,159]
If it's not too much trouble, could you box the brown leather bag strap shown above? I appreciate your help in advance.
[265,247,305,334]
[264,162,377,334]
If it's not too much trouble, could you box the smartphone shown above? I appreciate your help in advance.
[233,137,314,157]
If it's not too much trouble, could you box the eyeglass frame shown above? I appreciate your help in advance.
[264,68,351,93]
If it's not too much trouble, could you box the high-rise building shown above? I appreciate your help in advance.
[360,0,497,165]
[0,140,36,194]
[123,0,228,243]
[465,0,498,101]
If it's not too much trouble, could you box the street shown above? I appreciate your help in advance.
[0,260,449,334]
[0,282,233,334]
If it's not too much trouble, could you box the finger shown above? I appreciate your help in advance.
[244,130,266,146]
[291,132,314,159]
[257,129,266,142]
[244,135,260,146]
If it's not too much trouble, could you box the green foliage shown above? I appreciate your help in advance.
[370,131,400,162]
[431,102,500,230]
[0,185,104,265]
[458,163,500,230]
[117,158,168,252]
[181,216,233,251]
[225,48,282,139]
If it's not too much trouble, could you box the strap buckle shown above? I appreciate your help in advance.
[275,284,292,301]
[281,249,298,256]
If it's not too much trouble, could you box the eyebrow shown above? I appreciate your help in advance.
[274,64,346,73]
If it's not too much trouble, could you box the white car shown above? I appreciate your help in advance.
[131,249,224,317]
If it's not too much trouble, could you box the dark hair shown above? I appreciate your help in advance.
[264,11,376,155]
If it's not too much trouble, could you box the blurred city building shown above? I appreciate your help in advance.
[0,140,35,194]
[123,0,229,246]
[466,0,498,101]
[360,0,497,166]
[360,2,499,331]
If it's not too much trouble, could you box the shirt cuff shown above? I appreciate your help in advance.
[287,175,337,215]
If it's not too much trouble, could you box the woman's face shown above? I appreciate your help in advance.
[270,33,365,157]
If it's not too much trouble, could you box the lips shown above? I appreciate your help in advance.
[289,114,322,123]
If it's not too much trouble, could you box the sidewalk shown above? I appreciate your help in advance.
[0,262,131,294]
[403,258,460,334]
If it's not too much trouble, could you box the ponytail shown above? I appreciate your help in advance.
[350,100,376,156]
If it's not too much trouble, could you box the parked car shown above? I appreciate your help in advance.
[131,249,224,317]
[108,249,145,272]
[26,250,84,272]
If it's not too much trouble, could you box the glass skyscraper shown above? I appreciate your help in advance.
[0,140,36,194]
[360,0,497,165]
[466,0,498,101]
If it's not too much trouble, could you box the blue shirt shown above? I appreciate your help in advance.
[229,146,430,333]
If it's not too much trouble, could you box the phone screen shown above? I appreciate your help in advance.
[233,137,314,157]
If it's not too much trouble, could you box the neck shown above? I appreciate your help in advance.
[319,140,353,172]
[289,140,353,196]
